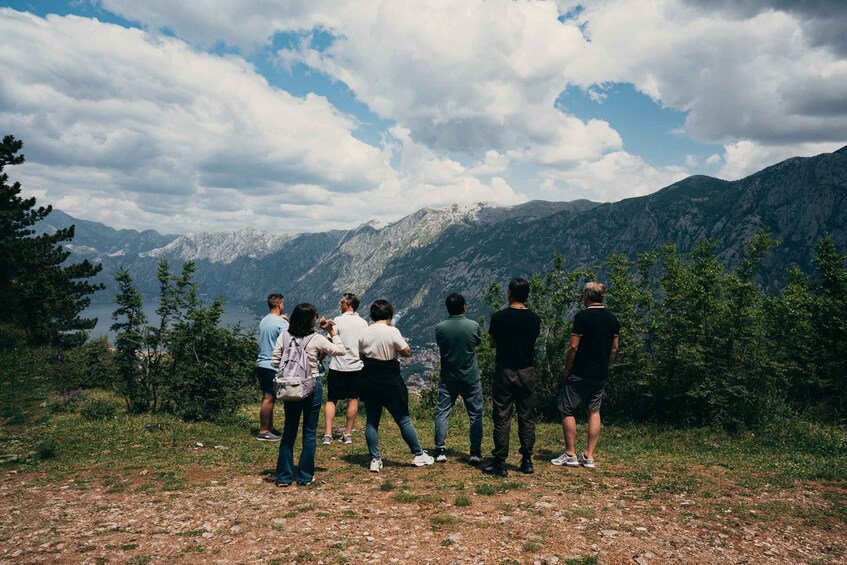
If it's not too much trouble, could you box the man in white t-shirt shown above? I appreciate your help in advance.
[322,293,369,445]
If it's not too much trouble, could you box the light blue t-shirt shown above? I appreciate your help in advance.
[256,313,289,369]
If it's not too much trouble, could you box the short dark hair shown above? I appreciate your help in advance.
[288,303,317,337]
[370,299,394,322]
[508,278,530,303]
[342,292,360,312]
[267,293,284,310]
[445,293,466,316]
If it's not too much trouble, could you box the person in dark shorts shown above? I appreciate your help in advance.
[254,293,288,441]
[551,282,619,469]
[322,293,368,445]
[483,278,541,477]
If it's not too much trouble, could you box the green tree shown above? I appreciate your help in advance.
[0,134,103,346]
[111,268,156,412]
[159,260,255,421]
[528,254,593,418]
[604,251,658,420]
[810,235,847,418]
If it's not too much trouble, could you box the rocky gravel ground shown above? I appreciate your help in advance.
[2,454,844,564]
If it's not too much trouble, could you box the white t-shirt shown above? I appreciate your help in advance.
[359,323,409,361]
[329,311,369,372]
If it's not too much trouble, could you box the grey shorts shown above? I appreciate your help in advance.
[558,374,606,416]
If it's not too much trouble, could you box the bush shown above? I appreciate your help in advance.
[35,439,57,460]
[46,390,88,414]
[80,397,118,421]
[110,261,257,421]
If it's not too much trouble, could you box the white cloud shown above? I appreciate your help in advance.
[716,140,845,180]
[564,0,847,146]
[538,151,688,202]
[5,1,847,235]
[0,10,394,233]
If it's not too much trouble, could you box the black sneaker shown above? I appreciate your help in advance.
[468,450,482,465]
[482,460,508,477]
[520,456,534,475]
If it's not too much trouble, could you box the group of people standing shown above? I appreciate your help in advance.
[254,278,619,486]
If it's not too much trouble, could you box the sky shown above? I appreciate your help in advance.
[1,0,846,234]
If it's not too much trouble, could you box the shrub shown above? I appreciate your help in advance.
[80,397,118,421]
[46,390,88,414]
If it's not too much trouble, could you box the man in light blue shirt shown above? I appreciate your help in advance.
[255,293,289,441]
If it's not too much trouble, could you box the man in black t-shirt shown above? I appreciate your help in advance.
[551,282,619,469]
[484,278,542,477]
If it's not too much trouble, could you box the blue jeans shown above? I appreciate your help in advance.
[365,400,423,460]
[434,378,483,453]
[276,378,322,484]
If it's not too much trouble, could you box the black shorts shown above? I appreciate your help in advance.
[558,374,606,416]
[256,367,276,396]
[327,368,362,402]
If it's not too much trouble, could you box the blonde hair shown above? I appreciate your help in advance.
[584,282,606,303]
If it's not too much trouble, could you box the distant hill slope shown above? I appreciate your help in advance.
[47,146,847,341]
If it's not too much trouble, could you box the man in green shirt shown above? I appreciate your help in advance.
[434,293,483,464]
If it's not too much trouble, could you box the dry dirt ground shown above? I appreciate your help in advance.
[1,449,845,565]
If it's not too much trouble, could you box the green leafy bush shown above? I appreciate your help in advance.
[80,397,118,421]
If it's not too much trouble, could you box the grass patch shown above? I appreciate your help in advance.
[522,541,542,552]
[475,483,497,495]
[393,491,420,503]
[475,480,522,496]
[295,550,314,562]
[430,513,461,531]
[565,557,598,565]
[378,479,396,491]
[454,495,472,507]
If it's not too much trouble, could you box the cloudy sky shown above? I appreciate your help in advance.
[2,1,845,234]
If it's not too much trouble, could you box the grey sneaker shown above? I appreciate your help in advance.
[551,452,579,466]
[577,453,595,468]
[322,434,333,445]
[369,458,383,472]
[411,451,435,466]
[341,434,353,444]
[256,431,282,442]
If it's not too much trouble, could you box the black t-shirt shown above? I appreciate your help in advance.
[489,307,541,369]
[571,307,620,380]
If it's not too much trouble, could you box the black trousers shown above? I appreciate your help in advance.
[491,365,536,461]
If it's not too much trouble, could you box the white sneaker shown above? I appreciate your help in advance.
[551,452,579,467]
[369,458,383,472]
[411,451,435,466]
[577,453,595,468]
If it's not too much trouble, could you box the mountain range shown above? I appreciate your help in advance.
[41,146,847,342]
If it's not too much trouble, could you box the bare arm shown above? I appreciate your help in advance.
[609,335,619,366]
[563,334,581,378]
[399,345,411,357]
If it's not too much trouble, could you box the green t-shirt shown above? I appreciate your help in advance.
[435,315,482,384]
